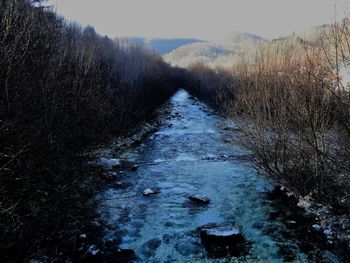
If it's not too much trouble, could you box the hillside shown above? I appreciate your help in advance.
[164,42,235,67]
[163,28,333,68]
[164,32,264,67]
[146,38,206,55]
[119,37,205,55]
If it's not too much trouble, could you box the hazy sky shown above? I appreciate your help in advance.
[48,0,350,40]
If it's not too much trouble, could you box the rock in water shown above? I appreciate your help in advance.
[131,165,139,171]
[143,188,159,196]
[199,225,246,258]
[141,238,161,257]
[189,194,210,205]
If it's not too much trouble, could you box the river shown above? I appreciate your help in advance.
[94,90,342,262]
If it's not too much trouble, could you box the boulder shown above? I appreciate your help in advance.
[199,224,246,258]
[189,194,210,205]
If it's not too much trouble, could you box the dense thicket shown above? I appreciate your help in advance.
[187,62,236,111]
[188,22,350,210]
[0,0,177,260]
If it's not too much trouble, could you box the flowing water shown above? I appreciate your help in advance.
[95,90,342,262]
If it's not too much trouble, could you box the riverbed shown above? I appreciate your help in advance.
[93,90,342,262]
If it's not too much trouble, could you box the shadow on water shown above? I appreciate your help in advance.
[94,89,345,262]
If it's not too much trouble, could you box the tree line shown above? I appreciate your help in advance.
[0,0,181,260]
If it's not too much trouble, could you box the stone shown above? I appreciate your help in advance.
[99,157,121,168]
[143,188,159,196]
[142,238,161,257]
[323,228,332,236]
[312,224,322,231]
[86,245,100,256]
[189,194,210,205]
[285,220,297,229]
[79,245,102,261]
[199,224,246,258]
[297,196,313,210]
[131,165,139,171]
[147,238,161,250]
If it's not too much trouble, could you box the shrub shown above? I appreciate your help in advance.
[0,0,177,259]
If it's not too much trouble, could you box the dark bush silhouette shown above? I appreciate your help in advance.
[0,0,177,260]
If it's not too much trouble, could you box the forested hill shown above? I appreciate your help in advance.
[119,37,205,55]
[163,28,330,68]
[164,32,264,67]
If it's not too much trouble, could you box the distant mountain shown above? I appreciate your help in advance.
[118,37,205,55]
[164,32,264,68]
[146,38,206,55]
[164,42,235,67]
[217,32,264,50]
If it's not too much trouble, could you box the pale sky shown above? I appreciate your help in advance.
[48,0,350,40]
